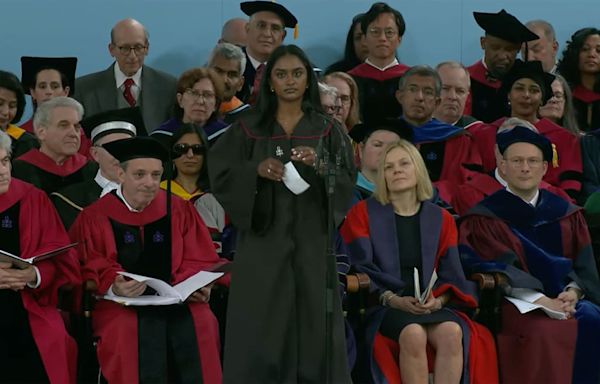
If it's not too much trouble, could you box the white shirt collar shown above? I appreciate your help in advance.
[506,186,540,207]
[494,168,508,188]
[114,63,142,88]
[115,185,140,212]
[247,54,265,71]
[365,57,399,72]
[94,169,120,197]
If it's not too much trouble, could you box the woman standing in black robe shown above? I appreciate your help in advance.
[209,44,356,383]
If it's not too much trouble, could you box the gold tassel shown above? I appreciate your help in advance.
[294,23,298,39]
[552,143,559,168]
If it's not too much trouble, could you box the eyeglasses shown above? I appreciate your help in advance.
[551,92,565,101]
[367,28,398,39]
[114,44,148,56]
[172,143,206,157]
[505,157,544,169]
[183,89,216,102]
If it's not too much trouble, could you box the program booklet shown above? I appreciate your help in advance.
[505,297,568,320]
[0,243,78,269]
[103,270,224,306]
[414,267,438,305]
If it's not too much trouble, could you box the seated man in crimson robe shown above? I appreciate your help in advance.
[452,117,570,215]
[70,136,225,383]
[394,65,482,205]
[459,126,600,384]
[11,96,97,195]
[0,130,80,383]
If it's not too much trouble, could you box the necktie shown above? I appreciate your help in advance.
[123,78,136,107]
[249,63,265,105]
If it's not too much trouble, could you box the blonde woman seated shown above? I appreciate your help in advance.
[340,140,497,384]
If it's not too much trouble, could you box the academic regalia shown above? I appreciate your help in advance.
[220,97,251,125]
[159,179,203,202]
[152,117,228,147]
[572,85,600,132]
[339,198,497,384]
[581,131,600,203]
[5,124,38,159]
[453,114,480,129]
[452,167,572,216]
[209,110,355,383]
[20,117,34,134]
[12,149,98,195]
[0,178,80,384]
[409,118,482,204]
[17,119,92,158]
[466,60,509,123]
[69,190,224,384]
[348,62,409,123]
[470,117,583,196]
[459,189,600,384]
[50,178,102,230]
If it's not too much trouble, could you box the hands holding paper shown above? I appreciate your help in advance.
[186,284,212,303]
[113,275,147,297]
[534,292,578,319]
[0,261,37,290]
[387,294,443,315]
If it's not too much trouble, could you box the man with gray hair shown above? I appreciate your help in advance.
[522,20,559,73]
[208,42,250,123]
[12,96,97,194]
[219,18,248,47]
[434,61,480,128]
[452,117,570,214]
[395,65,482,204]
[74,18,176,132]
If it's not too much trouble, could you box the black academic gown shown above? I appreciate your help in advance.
[50,178,103,230]
[209,110,356,383]
[467,60,510,123]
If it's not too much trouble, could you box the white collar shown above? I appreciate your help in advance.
[115,185,141,212]
[365,57,399,72]
[247,53,265,71]
[94,169,120,197]
[506,186,540,207]
[114,63,142,88]
[494,168,508,187]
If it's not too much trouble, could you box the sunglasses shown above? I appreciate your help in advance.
[172,143,206,156]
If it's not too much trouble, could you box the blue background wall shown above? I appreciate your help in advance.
[4,0,598,122]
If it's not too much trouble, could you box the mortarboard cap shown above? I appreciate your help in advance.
[20,56,77,95]
[81,107,146,144]
[496,125,553,162]
[240,1,297,29]
[349,117,413,143]
[500,59,555,104]
[473,9,539,44]
[102,136,169,163]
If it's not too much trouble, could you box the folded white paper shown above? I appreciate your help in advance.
[505,297,567,320]
[282,161,310,195]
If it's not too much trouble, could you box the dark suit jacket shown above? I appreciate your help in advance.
[236,48,256,103]
[73,63,177,132]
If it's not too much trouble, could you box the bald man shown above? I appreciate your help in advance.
[74,18,176,132]
[219,18,248,47]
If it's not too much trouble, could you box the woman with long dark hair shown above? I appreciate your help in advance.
[325,13,369,74]
[209,44,356,383]
[557,27,600,131]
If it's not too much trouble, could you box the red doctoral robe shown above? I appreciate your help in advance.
[0,179,80,383]
[70,191,225,384]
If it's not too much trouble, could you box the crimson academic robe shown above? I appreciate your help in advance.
[0,179,80,384]
[348,62,409,123]
[572,85,600,132]
[470,117,583,196]
[459,189,600,384]
[410,118,482,204]
[12,149,98,195]
[466,60,509,123]
[340,198,497,384]
[70,191,224,384]
[452,168,572,216]
[209,110,355,383]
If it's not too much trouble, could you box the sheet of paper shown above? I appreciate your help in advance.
[505,297,567,320]
[282,162,310,195]
[414,267,422,303]
[117,271,179,298]
[421,270,438,305]
[173,270,224,300]
[103,293,181,306]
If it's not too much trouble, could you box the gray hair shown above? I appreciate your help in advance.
[208,42,247,75]
[318,82,338,98]
[398,65,442,97]
[0,130,11,156]
[33,96,84,131]
[526,20,556,42]
[435,60,471,87]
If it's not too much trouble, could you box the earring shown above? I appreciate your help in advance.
[270,87,274,93]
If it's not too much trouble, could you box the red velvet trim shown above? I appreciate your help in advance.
[348,62,410,82]
[15,149,88,177]
[467,60,501,89]
[572,84,600,103]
